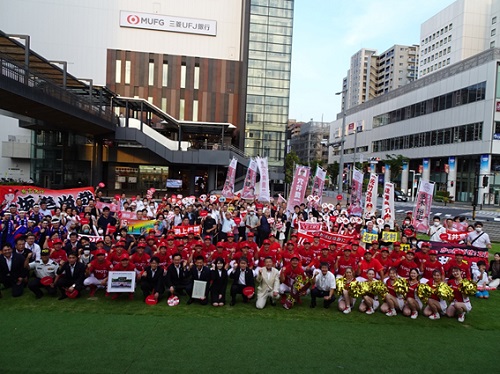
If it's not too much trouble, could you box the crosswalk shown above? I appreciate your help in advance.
[395,209,453,217]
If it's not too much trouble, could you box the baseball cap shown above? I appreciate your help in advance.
[262,239,270,245]
[95,249,107,256]
[380,247,389,252]
[137,242,147,248]
[41,248,50,256]
[343,245,352,252]
[371,240,379,244]
[167,235,175,241]
[406,249,415,254]
[290,255,300,261]
[52,238,62,244]
[455,249,465,256]
[227,233,234,237]
[421,242,430,248]
[247,232,255,237]
[204,235,211,240]
[120,253,130,260]
[429,250,438,255]
[365,250,374,256]
[216,242,224,248]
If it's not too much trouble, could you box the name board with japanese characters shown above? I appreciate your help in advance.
[120,11,217,36]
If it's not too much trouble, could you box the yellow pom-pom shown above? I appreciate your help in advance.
[393,277,409,297]
[459,279,477,296]
[370,280,388,299]
[435,282,454,301]
[336,277,345,296]
[417,283,433,304]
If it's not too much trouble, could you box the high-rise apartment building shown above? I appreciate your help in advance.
[342,46,419,111]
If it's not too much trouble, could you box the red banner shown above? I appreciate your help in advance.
[429,241,489,267]
[439,231,468,243]
[287,165,310,214]
[221,158,237,199]
[117,211,137,220]
[0,185,95,211]
[95,201,119,212]
[173,225,201,236]
[412,180,434,233]
[297,221,353,247]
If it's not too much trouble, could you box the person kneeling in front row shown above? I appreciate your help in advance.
[310,263,336,309]
[229,257,255,306]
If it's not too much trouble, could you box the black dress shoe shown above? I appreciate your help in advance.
[58,294,67,300]
[270,300,276,306]
[187,298,193,305]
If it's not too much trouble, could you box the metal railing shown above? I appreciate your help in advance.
[0,52,116,124]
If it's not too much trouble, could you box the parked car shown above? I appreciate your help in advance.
[394,189,408,202]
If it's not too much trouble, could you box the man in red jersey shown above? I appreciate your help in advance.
[310,234,322,255]
[202,235,216,257]
[421,249,444,282]
[280,241,299,268]
[256,239,279,270]
[357,250,384,280]
[267,233,281,252]
[154,242,170,270]
[224,233,239,254]
[375,247,392,279]
[335,247,358,277]
[444,249,471,279]
[311,247,336,272]
[415,242,431,267]
[49,239,67,265]
[232,244,255,271]
[396,250,418,278]
[84,249,112,297]
[389,241,405,265]
[210,242,231,266]
[279,256,305,295]
[108,242,127,267]
[130,243,151,274]
[298,240,315,269]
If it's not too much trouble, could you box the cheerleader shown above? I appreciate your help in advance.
[381,267,404,317]
[423,270,448,320]
[338,267,356,314]
[403,268,422,319]
[446,266,472,323]
[358,269,379,315]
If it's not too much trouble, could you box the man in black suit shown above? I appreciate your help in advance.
[54,252,85,300]
[229,257,255,306]
[140,256,165,301]
[0,243,28,297]
[165,253,190,298]
[186,255,210,305]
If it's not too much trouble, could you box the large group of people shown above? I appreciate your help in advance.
[0,190,497,323]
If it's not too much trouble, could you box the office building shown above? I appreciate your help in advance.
[290,121,329,165]
[0,0,294,192]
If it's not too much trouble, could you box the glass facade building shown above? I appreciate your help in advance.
[244,0,294,172]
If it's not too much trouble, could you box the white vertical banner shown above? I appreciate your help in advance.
[310,165,327,208]
[363,173,378,219]
[221,157,237,199]
[256,157,270,202]
[350,168,363,217]
[412,179,435,233]
[241,158,258,200]
[382,182,395,228]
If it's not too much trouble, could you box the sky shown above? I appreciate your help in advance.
[288,0,456,122]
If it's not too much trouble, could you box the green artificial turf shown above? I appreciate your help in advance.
[1,287,499,374]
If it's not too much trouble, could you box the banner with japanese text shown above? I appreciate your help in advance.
[439,230,468,243]
[77,234,104,243]
[95,201,119,212]
[256,156,270,202]
[172,225,202,236]
[412,180,434,233]
[363,174,378,219]
[382,182,395,228]
[428,241,488,267]
[297,221,354,247]
[0,185,95,212]
[350,168,363,217]
[241,158,258,200]
[117,211,137,220]
[286,165,310,214]
[221,157,238,199]
[310,165,326,208]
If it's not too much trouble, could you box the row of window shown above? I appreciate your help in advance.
[421,36,451,56]
[115,60,199,90]
[373,81,486,127]
[421,58,451,75]
[372,122,483,153]
[421,23,452,45]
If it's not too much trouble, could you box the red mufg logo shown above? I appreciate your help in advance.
[127,14,140,25]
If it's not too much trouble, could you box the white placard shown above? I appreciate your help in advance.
[107,271,136,293]
[120,11,217,36]
[192,280,207,299]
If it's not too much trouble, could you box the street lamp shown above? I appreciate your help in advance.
[335,89,348,193]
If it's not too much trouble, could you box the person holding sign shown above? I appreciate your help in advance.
[186,256,210,305]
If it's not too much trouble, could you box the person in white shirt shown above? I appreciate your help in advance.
[38,201,52,217]
[310,263,336,308]
[25,233,41,262]
[220,211,236,241]
[466,222,492,250]
[472,261,490,299]
[428,216,446,242]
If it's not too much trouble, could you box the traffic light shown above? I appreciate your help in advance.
[482,175,489,187]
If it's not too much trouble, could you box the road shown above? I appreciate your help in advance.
[390,199,500,222]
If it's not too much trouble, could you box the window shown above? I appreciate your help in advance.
[148,62,154,86]
[192,100,198,121]
[125,60,131,84]
[492,29,496,37]
[491,41,496,48]
[147,96,153,104]
[179,99,185,120]
[194,66,200,90]
[180,65,186,89]
[448,35,452,42]
[161,98,167,112]
[493,16,497,25]
[115,60,121,84]
[449,23,453,30]
[162,63,168,86]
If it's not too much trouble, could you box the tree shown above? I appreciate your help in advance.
[284,150,300,184]
[383,154,409,183]
[327,162,339,188]
[308,159,323,172]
